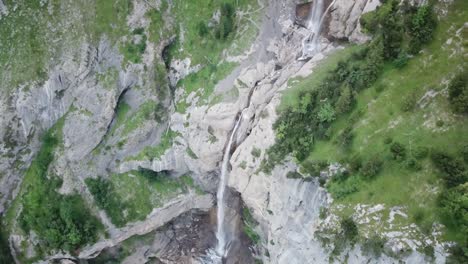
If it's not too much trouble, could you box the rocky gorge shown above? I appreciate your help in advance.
[0,0,466,263]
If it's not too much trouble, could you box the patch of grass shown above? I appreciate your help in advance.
[121,32,147,64]
[87,169,194,227]
[186,146,198,159]
[121,100,165,136]
[0,0,132,92]
[242,206,260,245]
[126,129,181,161]
[176,62,237,113]
[97,67,119,90]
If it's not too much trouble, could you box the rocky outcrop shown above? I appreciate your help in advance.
[327,0,381,43]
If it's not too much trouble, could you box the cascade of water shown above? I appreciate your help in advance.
[299,0,337,60]
[214,113,243,257]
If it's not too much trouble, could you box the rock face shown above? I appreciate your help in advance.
[326,0,381,43]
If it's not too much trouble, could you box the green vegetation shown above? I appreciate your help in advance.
[0,0,132,91]
[163,0,259,112]
[242,206,260,245]
[251,147,262,158]
[186,146,199,159]
[86,169,199,227]
[122,100,165,136]
[361,234,387,258]
[448,71,468,114]
[121,28,147,64]
[127,129,181,161]
[16,118,102,253]
[0,226,14,264]
[264,0,467,253]
[176,62,237,113]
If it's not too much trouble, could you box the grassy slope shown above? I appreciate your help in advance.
[87,171,202,227]
[286,0,468,241]
[169,0,261,113]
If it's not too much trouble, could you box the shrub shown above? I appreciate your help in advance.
[242,207,260,244]
[86,177,127,227]
[360,157,383,179]
[337,125,354,150]
[447,244,468,264]
[251,147,262,158]
[0,228,13,263]
[423,245,435,259]
[197,21,208,37]
[431,152,467,188]
[393,52,409,69]
[401,92,417,112]
[331,171,349,182]
[384,136,393,145]
[448,71,468,114]
[328,175,361,200]
[340,217,359,244]
[390,142,406,160]
[408,5,437,54]
[317,102,336,123]
[362,234,387,258]
[286,171,302,179]
[301,160,328,177]
[462,145,468,163]
[335,86,353,114]
[215,3,235,40]
[348,154,363,173]
[405,156,422,171]
[414,146,429,159]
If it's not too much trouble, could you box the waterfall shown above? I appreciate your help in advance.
[299,0,337,60]
[215,113,243,257]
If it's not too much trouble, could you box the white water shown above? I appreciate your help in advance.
[214,113,243,257]
[300,0,337,60]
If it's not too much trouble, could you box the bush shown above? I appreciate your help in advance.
[335,86,353,114]
[408,5,437,54]
[317,102,336,123]
[86,177,127,227]
[393,52,409,69]
[383,136,393,145]
[301,160,328,177]
[197,21,208,37]
[462,145,468,163]
[215,3,235,40]
[360,157,383,179]
[390,142,406,160]
[447,243,468,264]
[337,126,354,150]
[328,175,361,200]
[414,146,429,159]
[251,147,262,158]
[400,92,417,112]
[348,154,363,173]
[340,217,359,244]
[448,71,468,114]
[286,171,302,179]
[404,156,422,171]
[431,152,467,188]
[362,234,386,258]
[0,228,13,263]
[242,207,260,244]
